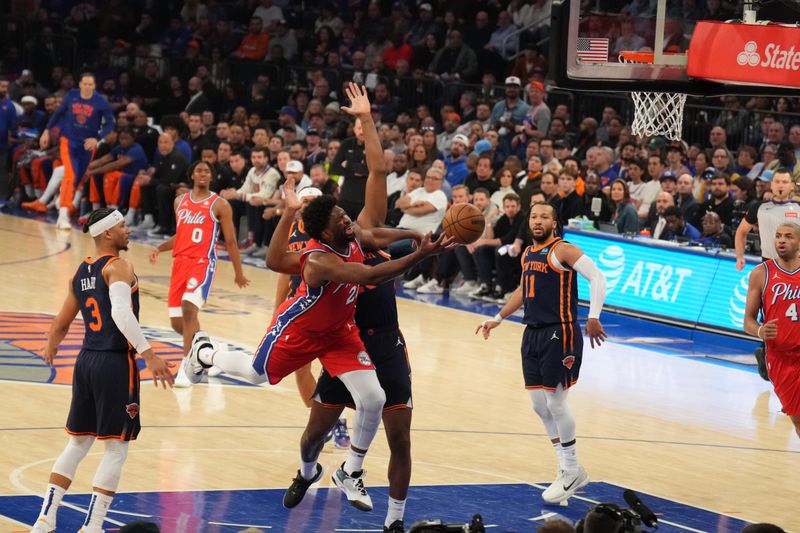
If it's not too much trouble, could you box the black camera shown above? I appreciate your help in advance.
[408,514,486,533]
[576,503,643,533]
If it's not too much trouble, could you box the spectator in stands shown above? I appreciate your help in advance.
[608,180,640,234]
[387,152,410,197]
[276,106,305,141]
[491,76,530,153]
[540,171,559,204]
[583,171,614,225]
[733,145,757,178]
[469,193,524,302]
[712,147,733,174]
[553,168,584,227]
[666,142,690,175]
[185,76,213,114]
[233,17,270,61]
[309,164,338,197]
[438,113,461,156]
[490,168,518,209]
[86,128,148,215]
[694,211,732,248]
[675,173,700,223]
[332,117,368,219]
[591,146,618,187]
[465,154,499,195]
[693,170,734,228]
[444,134,470,187]
[485,10,519,62]
[644,191,676,239]
[253,0,283,32]
[613,19,646,54]
[428,29,479,82]
[390,166,448,258]
[663,205,701,241]
[709,125,728,149]
[574,117,598,161]
[659,169,678,197]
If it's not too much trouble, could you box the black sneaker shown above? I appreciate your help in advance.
[469,284,492,299]
[754,347,769,381]
[283,463,324,509]
[384,520,404,533]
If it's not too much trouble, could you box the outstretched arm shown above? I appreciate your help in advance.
[339,83,388,229]
[43,279,81,365]
[357,226,422,250]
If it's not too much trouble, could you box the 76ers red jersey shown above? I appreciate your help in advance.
[762,259,800,353]
[173,192,220,259]
[273,238,365,334]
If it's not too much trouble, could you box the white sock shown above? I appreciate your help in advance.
[385,497,406,527]
[58,206,68,217]
[343,449,366,475]
[24,184,34,197]
[73,189,83,208]
[83,492,113,529]
[36,483,65,525]
[143,214,154,224]
[552,441,565,469]
[561,440,578,474]
[300,459,318,481]
[40,169,63,204]
[208,349,266,384]
[92,202,100,209]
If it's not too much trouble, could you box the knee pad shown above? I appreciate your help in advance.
[529,389,552,420]
[52,436,95,480]
[92,440,129,492]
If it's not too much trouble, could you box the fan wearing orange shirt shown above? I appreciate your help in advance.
[234,17,270,61]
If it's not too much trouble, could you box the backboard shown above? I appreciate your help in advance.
[548,0,800,97]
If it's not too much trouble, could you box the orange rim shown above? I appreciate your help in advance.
[619,51,687,63]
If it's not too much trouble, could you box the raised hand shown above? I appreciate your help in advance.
[341,82,371,118]
[283,176,301,212]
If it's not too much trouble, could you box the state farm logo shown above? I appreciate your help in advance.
[737,41,760,66]
[737,40,800,71]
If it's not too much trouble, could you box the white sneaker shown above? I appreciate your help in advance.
[207,366,223,377]
[417,278,443,294]
[123,209,137,227]
[452,280,479,294]
[332,463,373,511]
[137,214,156,230]
[541,465,589,504]
[184,331,214,384]
[30,517,55,532]
[402,274,426,290]
[77,526,103,533]
[56,209,71,231]
[173,359,193,388]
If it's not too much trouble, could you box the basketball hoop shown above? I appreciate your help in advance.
[619,51,688,140]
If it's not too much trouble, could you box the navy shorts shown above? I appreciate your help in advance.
[521,323,583,390]
[66,349,141,441]
[315,327,412,410]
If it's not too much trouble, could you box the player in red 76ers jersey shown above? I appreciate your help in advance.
[744,222,800,437]
[149,161,249,376]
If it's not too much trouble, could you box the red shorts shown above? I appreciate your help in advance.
[254,319,374,385]
[766,349,800,417]
[168,255,217,318]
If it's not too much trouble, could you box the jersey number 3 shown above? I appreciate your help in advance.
[85,297,103,331]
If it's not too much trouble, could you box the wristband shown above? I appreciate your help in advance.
[493,313,504,323]
[757,325,763,339]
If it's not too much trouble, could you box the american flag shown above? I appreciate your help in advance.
[576,37,609,63]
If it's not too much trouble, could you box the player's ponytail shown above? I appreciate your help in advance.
[82,208,118,234]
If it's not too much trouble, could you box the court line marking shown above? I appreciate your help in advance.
[208,521,272,528]
[0,423,796,455]
[0,227,72,267]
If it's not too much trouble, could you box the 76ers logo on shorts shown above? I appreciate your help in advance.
[357,351,372,366]
[186,277,199,290]
[126,403,140,419]
[562,355,576,370]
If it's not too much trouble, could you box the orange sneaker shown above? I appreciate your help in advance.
[21,199,49,213]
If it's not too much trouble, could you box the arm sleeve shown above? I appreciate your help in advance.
[571,254,606,319]
[109,281,151,354]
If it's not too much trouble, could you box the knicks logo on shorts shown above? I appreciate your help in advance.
[357,351,372,366]
[126,403,140,419]
[562,355,576,370]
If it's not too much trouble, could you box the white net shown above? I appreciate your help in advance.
[619,53,687,140]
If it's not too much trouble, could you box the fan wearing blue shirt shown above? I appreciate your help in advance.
[85,129,148,212]
[663,205,701,241]
[0,78,17,204]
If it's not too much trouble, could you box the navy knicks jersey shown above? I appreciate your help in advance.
[521,238,578,327]
[287,219,310,296]
[355,250,399,330]
[72,255,140,352]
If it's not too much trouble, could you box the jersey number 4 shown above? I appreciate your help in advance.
[787,303,798,322]
[85,297,103,331]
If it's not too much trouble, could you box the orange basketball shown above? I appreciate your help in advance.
[442,203,486,245]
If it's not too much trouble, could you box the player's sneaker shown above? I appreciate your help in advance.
[21,199,49,213]
[173,359,193,388]
[283,463,324,509]
[384,520,404,533]
[469,284,491,299]
[541,466,589,504]
[56,209,72,231]
[77,527,103,533]
[207,366,223,377]
[333,418,351,449]
[185,331,214,384]
[754,347,769,381]
[30,517,55,532]
[402,274,425,290]
[332,463,373,511]
[416,278,443,294]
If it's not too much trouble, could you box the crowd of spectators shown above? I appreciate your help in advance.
[1,0,799,302]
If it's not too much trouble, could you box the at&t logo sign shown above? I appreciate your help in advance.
[595,246,692,303]
[728,274,749,328]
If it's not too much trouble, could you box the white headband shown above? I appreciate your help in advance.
[297,187,323,199]
[89,210,124,237]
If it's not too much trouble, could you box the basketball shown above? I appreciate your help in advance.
[442,203,486,245]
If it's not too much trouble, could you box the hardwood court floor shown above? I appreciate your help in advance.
[0,214,798,531]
